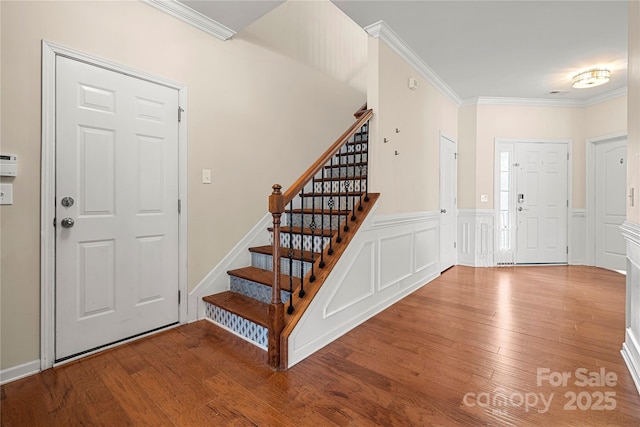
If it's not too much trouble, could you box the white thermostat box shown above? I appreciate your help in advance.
[0,153,17,176]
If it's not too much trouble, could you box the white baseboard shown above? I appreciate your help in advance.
[0,360,40,385]
[622,339,640,396]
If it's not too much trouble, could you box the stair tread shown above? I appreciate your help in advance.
[249,245,317,263]
[228,266,302,288]
[269,226,335,237]
[203,291,269,328]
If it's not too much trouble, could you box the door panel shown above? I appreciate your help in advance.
[56,56,179,360]
[595,140,627,271]
[516,143,568,264]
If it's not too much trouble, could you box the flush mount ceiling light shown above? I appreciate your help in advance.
[571,68,611,89]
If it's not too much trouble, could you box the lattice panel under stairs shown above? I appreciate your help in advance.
[204,302,267,350]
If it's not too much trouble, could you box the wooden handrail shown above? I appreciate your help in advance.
[277,109,373,210]
[267,107,373,369]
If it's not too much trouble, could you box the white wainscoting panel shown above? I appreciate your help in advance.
[621,221,640,395]
[325,242,376,317]
[570,209,587,265]
[288,211,440,367]
[379,233,413,290]
[457,209,495,267]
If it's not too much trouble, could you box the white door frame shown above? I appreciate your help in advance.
[493,138,573,264]
[439,131,457,270]
[40,41,189,369]
[585,132,627,266]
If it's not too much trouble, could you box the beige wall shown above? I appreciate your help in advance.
[367,39,458,214]
[629,1,640,224]
[241,0,367,94]
[457,105,478,209]
[458,98,627,210]
[0,0,365,369]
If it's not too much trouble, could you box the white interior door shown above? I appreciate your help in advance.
[595,139,627,272]
[55,56,180,360]
[515,142,568,264]
[439,134,457,271]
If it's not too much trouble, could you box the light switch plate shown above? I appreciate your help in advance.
[0,183,13,205]
[480,194,488,202]
[202,169,212,184]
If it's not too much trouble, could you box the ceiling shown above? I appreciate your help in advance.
[179,0,628,103]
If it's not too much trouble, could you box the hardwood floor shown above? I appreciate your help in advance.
[2,266,640,426]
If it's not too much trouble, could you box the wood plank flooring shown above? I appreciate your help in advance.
[2,266,640,426]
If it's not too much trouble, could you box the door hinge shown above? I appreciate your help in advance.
[566,200,569,207]
[178,290,181,305]
[567,153,569,160]
[454,241,457,249]
[178,199,181,214]
[454,152,458,160]
[566,246,569,254]
[178,107,184,123]
[53,218,56,227]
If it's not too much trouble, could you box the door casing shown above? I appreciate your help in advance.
[40,41,189,369]
[439,132,457,271]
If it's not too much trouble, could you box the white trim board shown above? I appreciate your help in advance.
[40,40,189,370]
[143,0,235,40]
[0,360,40,385]
[621,221,640,396]
[364,21,462,106]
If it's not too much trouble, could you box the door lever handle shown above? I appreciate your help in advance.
[441,209,447,214]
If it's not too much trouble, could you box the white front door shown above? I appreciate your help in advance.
[595,139,627,272]
[439,134,457,271]
[55,56,180,360]
[515,142,568,264]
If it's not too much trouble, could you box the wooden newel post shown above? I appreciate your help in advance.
[268,184,285,369]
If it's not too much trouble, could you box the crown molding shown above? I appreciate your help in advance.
[580,86,627,107]
[143,0,235,41]
[364,21,627,110]
[364,21,462,106]
[460,86,627,108]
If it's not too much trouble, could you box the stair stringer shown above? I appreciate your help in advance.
[286,209,442,367]
[189,213,272,322]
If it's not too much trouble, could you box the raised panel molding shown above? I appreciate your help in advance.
[621,221,640,395]
[288,210,440,367]
[457,209,495,267]
[324,242,376,317]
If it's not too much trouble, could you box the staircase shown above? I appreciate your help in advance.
[202,106,377,369]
